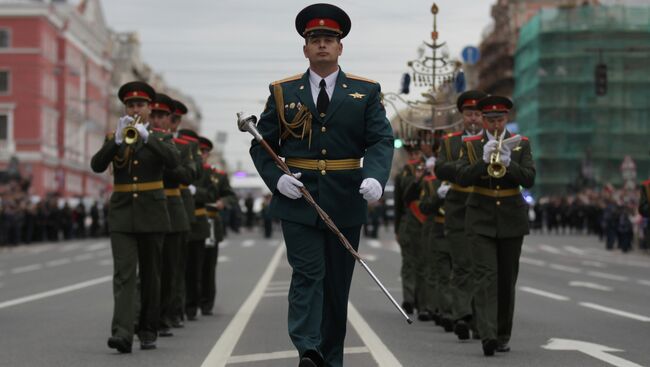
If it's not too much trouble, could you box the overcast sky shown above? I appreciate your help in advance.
[98,0,646,172]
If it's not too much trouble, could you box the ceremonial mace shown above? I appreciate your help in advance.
[237,112,412,324]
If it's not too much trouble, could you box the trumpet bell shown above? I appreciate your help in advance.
[487,162,506,178]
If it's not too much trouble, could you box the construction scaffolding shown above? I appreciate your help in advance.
[513,5,650,196]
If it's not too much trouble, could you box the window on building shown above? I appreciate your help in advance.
[0,71,8,93]
[0,29,9,48]
[0,115,8,141]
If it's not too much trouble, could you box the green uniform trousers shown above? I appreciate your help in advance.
[185,239,205,318]
[160,231,186,329]
[282,220,360,367]
[447,228,476,321]
[110,232,163,343]
[397,213,420,307]
[472,234,522,344]
[430,226,453,319]
[200,242,219,313]
[172,233,189,322]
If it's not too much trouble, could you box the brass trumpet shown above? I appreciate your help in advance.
[123,114,142,145]
[487,129,506,178]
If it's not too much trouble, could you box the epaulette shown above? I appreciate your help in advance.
[643,178,650,186]
[521,136,529,141]
[173,138,188,145]
[346,73,378,84]
[271,73,302,86]
[463,135,482,142]
[445,131,462,139]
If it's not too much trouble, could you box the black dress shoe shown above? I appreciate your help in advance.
[186,314,197,321]
[482,339,498,356]
[440,317,454,332]
[159,328,173,337]
[202,309,214,316]
[431,312,441,325]
[171,318,184,328]
[299,350,323,367]
[417,311,431,321]
[107,336,131,353]
[140,340,157,350]
[454,320,470,340]
[472,330,481,340]
[401,302,413,315]
[497,343,511,352]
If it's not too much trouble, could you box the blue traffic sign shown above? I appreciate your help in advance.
[461,46,480,65]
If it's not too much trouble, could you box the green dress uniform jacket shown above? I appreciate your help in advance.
[435,131,472,231]
[393,160,419,234]
[90,130,180,233]
[457,131,536,238]
[163,138,196,233]
[189,163,218,241]
[250,70,394,228]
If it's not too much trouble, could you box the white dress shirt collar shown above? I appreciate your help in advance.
[308,68,339,103]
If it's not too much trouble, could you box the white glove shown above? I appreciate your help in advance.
[359,178,382,203]
[482,140,499,163]
[425,157,436,170]
[277,173,303,199]
[188,184,197,195]
[115,115,134,145]
[135,122,150,143]
[437,182,451,199]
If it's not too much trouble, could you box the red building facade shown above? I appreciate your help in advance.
[0,0,112,199]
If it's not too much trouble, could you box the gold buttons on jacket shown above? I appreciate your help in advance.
[321,126,326,133]
[133,160,139,165]
[133,177,138,181]
[321,149,327,155]
[321,170,326,175]
[496,185,500,189]
[496,200,501,206]
[133,193,139,198]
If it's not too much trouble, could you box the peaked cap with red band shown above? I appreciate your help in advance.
[477,95,513,117]
[177,129,199,142]
[151,93,174,114]
[456,90,488,112]
[295,3,351,39]
[118,81,156,104]
[198,136,213,152]
[173,100,188,116]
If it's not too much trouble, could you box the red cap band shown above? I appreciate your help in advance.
[462,99,478,107]
[180,135,198,142]
[124,91,152,101]
[151,102,172,113]
[304,18,341,34]
[482,104,509,112]
[199,142,210,150]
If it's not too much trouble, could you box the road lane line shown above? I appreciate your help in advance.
[201,244,285,367]
[519,286,570,301]
[348,302,402,367]
[563,246,586,255]
[549,263,582,273]
[569,281,612,292]
[0,275,111,309]
[539,244,562,254]
[367,240,381,249]
[581,260,606,268]
[46,258,72,267]
[59,243,82,252]
[520,257,547,267]
[579,302,650,322]
[637,279,650,287]
[11,264,43,274]
[263,292,288,298]
[217,256,231,263]
[241,240,255,248]
[587,271,628,282]
[84,242,108,252]
[227,347,369,364]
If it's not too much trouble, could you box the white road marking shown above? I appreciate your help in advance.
[347,302,403,367]
[217,256,231,263]
[84,242,108,252]
[73,253,95,262]
[219,240,230,248]
[201,244,285,367]
[637,279,650,287]
[0,275,112,309]
[587,271,628,282]
[519,286,570,301]
[579,302,650,322]
[367,240,381,249]
[539,244,562,254]
[543,338,644,367]
[564,246,586,255]
[362,254,377,262]
[11,264,43,274]
[46,258,72,268]
[569,281,612,292]
[549,264,582,274]
[227,347,369,364]
[581,260,606,268]
[521,245,539,254]
[520,257,547,267]
[242,240,255,248]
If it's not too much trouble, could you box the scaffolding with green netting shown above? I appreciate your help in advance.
[513,5,650,196]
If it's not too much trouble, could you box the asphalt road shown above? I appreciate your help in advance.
[0,228,648,367]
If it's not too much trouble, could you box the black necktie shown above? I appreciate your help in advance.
[317,79,329,115]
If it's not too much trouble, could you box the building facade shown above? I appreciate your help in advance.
[513,5,650,195]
